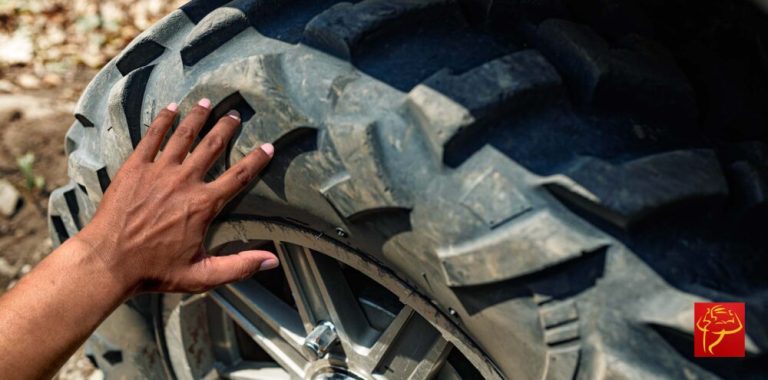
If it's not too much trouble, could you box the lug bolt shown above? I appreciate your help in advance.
[303,321,338,360]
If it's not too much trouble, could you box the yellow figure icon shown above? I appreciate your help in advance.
[695,305,743,355]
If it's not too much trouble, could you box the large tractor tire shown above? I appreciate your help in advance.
[49,0,768,379]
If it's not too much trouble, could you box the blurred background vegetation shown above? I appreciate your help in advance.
[0,0,184,88]
[0,1,184,378]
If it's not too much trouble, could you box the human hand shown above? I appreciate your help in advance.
[75,98,277,295]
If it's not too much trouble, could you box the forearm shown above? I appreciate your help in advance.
[0,100,276,378]
[0,238,132,379]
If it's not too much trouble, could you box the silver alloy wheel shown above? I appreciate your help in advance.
[161,219,501,380]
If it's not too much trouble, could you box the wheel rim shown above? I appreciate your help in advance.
[162,218,501,380]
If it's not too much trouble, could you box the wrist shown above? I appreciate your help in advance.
[63,229,141,299]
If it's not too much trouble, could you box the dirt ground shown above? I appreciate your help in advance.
[1,2,185,377]
[0,67,94,291]
[0,67,102,379]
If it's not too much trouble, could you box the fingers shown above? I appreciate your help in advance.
[183,110,241,177]
[160,98,212,164]
[133,103,178,162]
[209,143,274,202]
[190,250,279,289]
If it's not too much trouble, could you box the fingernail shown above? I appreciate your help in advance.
[259,258,279,271]
[166,102,178,112]
[198,98,212,109]
[226,109,240,120]
[260,143,274,157]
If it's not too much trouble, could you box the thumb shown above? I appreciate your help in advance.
[191,250,279,289]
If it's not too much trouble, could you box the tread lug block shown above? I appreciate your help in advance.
[415,50,563,162]
[123,65,155,150]
[406,50,562,163]
[534,19,609,104]
[539,299,578,329]
[405,84,475,162]
[48,184,85,247]
[181,0,232,24]
[415,146,610,286]
[322,122,409,218]
[539,299,581,379]
[68,150,111,203]
[73,63,121,133]
[303,0,462,60]
[181,55,309,154]
[103,65,156,173]
[423,50,563,121]
[180,0,287,67]
[438,209,609,286]
[65,121,85,156]
[542,344,579,380]
[87,304,165,377]
[535,19,696,125]
[116,39,166,75]
[634,287,704,337]
[181,6,250,66]
[134,9,195,46]
[98,66,153,176]
[543,149,728,228]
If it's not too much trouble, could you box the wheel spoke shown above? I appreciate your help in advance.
[366,306,416,367]
[218,280,306,349]
[209,288,308,377]
[363,306,452,379]
[275,241,330,333]
[406,337,452,380]
[218,361,291,380]
[304,246,377,356]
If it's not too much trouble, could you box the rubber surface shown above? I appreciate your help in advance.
[49,0,768,378]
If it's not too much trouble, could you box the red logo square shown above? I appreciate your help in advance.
[694,302,745,357]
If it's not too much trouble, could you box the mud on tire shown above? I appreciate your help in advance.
[50,0,768,378]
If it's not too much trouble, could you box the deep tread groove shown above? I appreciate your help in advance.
[182,0,294,66]
[116,40,166,76]
[51,215,69,242]
[201,92,255,139]
[259,127,318,200]
[63,189,82,230]
[409,49,564,166]
[97,167,111,193]
[102,350,123,365]
[77,183,89,196]
[534,18,696,124]
[180,0,232,24]
[75,114,95,128]
[544,149,728,227]
[180,6,250,66]
[424,50,562,121]
[120,65,155,149]
[303,0,464,60]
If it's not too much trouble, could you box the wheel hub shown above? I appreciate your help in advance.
[163,219,495,379]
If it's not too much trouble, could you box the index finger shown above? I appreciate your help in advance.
[208,143,274,202]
